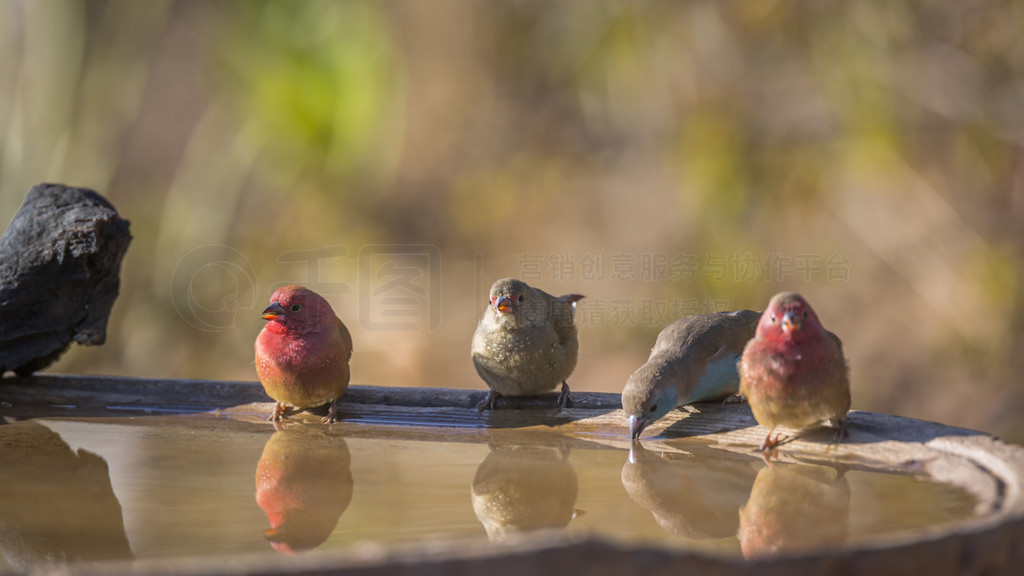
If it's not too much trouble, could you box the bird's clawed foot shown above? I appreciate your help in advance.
[832,419,848,443]
[475,390,499,413]
[758,427,785,466]
[321,400,338,424]
[558,381,573,409]
[267,402,287,423]
[722,394,746,405]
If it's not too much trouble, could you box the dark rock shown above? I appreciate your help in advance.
[0,184,131,375]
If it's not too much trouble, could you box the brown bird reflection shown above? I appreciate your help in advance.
[621,442,757,539]
[0,421,132,570]
[738,462,850,558]
[255,427,353,554]
[471,442,579,542]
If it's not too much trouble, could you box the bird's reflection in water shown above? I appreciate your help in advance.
[0,421,132,570]
[255,427,353,554]
[621,442,757,539]
[738,462,850,558]
[471,442,579,542]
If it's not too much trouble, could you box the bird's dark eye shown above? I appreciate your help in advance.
[290,304,302,312]
[803,310,808,318]
[649,404,658,413]
[517,294,525,303]
[770,314,777,322]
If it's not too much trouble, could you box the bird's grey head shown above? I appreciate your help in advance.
[487,277,543,326]
[622,364,682,440]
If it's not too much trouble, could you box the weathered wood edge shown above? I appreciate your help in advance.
[0,373,624,408]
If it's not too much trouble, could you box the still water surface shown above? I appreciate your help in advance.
[0,413,975,571]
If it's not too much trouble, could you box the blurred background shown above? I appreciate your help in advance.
[1,0,1022,442]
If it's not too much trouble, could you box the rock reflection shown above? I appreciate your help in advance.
[255,427,353,554]
[738,463,850,558]
[0,421,132,570]
[471,442,579,542]
[621,442,757,539]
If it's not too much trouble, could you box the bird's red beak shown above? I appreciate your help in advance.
[781,310,800,332]
[495,296,513,313]
[262,301,287,321]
